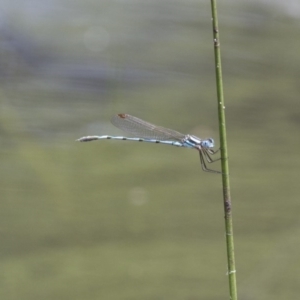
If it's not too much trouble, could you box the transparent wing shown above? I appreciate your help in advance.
[111,114,186,141]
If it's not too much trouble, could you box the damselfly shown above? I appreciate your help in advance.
[77,113,220,173]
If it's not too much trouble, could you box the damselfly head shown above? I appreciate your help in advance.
[201,138,214,149]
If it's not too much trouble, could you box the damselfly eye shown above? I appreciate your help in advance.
[208,138,214,145]
[202,138,214,148]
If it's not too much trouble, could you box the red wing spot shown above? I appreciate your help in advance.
[118,113,126,118]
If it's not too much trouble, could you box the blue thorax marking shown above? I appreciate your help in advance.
[182,135,214,149]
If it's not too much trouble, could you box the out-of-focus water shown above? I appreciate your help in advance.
[0,1,299,300]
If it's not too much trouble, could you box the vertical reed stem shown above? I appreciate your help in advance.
[210,1,238,299]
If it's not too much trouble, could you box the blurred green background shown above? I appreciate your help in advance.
[1,1,300,299]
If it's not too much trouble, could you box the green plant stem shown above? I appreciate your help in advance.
[210,1,238,299]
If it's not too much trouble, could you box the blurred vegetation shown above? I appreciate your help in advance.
[0,1,300,299]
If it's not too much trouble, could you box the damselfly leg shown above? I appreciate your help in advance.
[203,148,221,163]
[199,150,221,173]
